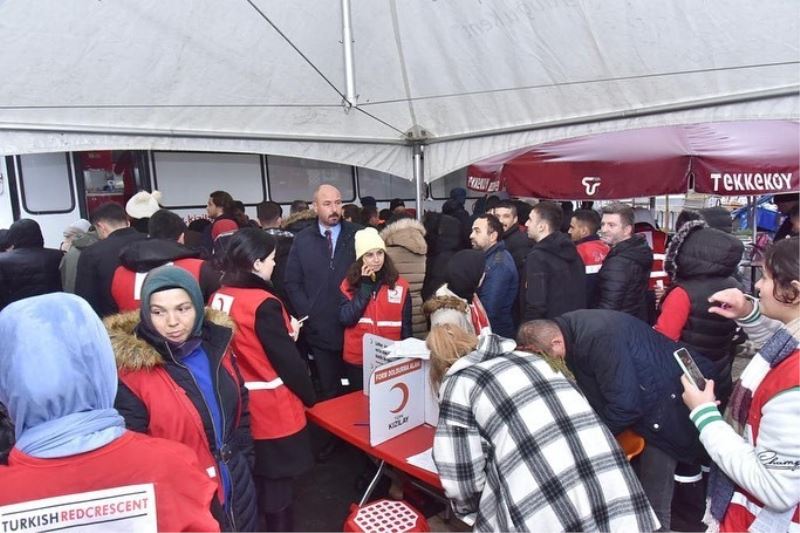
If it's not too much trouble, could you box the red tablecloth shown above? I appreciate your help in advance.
[307,392,441,490]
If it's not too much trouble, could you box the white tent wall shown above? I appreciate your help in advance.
[0,0,798,182]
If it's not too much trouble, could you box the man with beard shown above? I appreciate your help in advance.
[285,184,357,401]
[595,203,653,321]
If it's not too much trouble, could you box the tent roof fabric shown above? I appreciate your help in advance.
[0,0,798,181]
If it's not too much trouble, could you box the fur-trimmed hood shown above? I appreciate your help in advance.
[422,293,468,316]
[104,308,235,371]
[281,209,317,231]
[380,217,427,255]
[665,219,743,279]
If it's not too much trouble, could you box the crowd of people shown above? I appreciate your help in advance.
[0,184,797,532]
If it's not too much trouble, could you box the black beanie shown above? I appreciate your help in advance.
[446,249,486,301]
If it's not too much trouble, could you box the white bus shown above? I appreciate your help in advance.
[0,150,476,248]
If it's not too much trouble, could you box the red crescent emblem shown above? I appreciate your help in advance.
[389,383,409,413]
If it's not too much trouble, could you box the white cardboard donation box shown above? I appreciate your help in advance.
[365,335,441,446]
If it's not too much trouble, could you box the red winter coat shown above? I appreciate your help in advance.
[0,431,220,532]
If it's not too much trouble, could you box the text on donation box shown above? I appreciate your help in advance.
[0,484,158,533]
[369,358,425,447]
[362,334,395,396]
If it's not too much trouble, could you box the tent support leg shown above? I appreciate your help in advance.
[341,0,357,108]
[413,144,424,221]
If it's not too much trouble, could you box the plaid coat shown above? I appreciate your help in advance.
[433,334,659,532]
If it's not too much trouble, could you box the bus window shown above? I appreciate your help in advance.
[18,153,75,214]
[267,155,354,203]
[152,151,264,208]
[357,167,415,201]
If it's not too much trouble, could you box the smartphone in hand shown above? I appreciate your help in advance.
[673,348,706,391]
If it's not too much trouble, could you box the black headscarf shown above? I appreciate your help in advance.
[446,249,486,301]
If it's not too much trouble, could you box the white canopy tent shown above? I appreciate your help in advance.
[0,0,797,194]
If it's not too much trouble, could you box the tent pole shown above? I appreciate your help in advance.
[341,0,357,108]
[413,144,424,221]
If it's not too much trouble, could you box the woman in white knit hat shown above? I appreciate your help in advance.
[338,227,412,390]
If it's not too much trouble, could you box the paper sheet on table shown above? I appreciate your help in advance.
[405,447,438,474]
[388,337,430,360]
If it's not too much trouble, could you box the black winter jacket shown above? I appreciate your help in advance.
[595,235,652,320]
[554,309,715,462]
[284,220,358,348]
[118,238,220,303]
[0,247,63,311]
[523,231,586,321]
[422,214,462,301]
[109,310,258,531]
[75,227,147,316]
[667,225,744,362]
[0,219,63,310]
[501,225,531,272]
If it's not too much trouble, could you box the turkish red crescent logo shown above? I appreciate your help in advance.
[390,383,409,413]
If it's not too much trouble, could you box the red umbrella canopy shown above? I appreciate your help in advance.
[467,121,799,200]
[690,121,799,195]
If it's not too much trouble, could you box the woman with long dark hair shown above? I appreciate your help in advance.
[681,237,799,532]
[210,228,315,532]
[108,265,258,531]
[339,227,412,390]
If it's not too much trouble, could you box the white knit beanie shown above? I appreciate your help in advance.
[125,190,162,219]
[355,227,386,259]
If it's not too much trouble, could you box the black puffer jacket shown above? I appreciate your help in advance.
[422,213,462,301]
[555,310,715,463]
[0,219,63,311]
[523,231,586,320]
[595,235,652,321]
[108,310,258,532]
[664,222,744,362]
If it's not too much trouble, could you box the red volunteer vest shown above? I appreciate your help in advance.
[470,294,491,335]
[209,286,306,440]
[0,432,221,533]
[118,357,241,503]
[635,227,669,290]
[576,239,610,275]
[340,277,410,366]
[111,258,205,312]
[721,351,800,532]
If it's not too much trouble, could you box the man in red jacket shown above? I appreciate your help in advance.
[569,209,610,307]
[0,292,219,532]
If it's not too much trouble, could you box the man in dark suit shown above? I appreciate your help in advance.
[284,184,358,401]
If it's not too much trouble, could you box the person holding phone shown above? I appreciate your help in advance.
[655,219,744,405]
[210,229,316,532]
[681,237,799,533]
[339,227,412,390]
